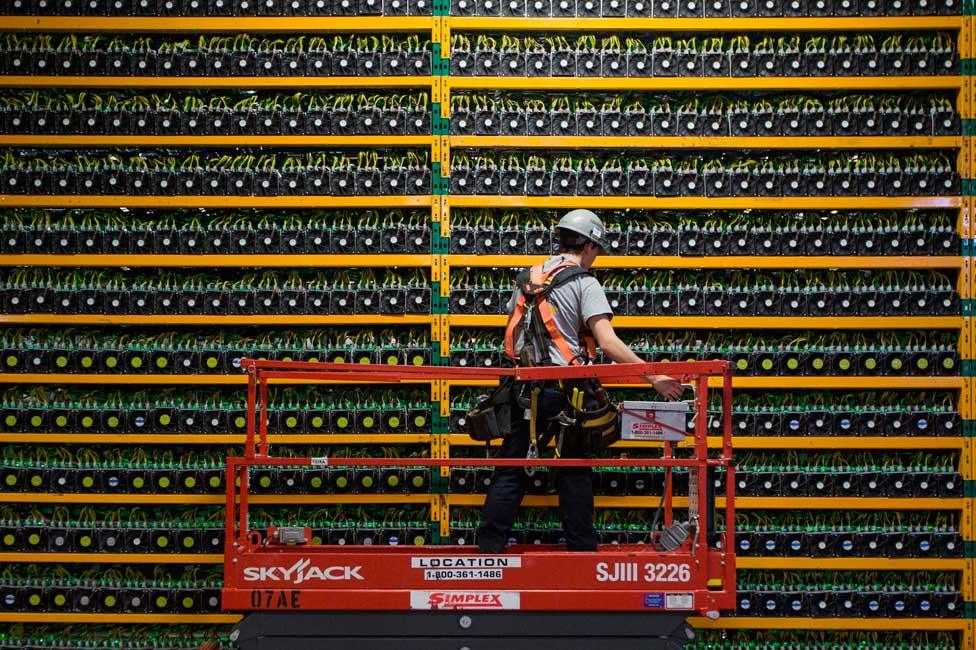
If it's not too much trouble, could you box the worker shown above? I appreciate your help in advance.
[477,209,684,553]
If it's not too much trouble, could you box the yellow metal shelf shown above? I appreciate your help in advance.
[449,196,962,210]
[449,315,962,330]
[0,374,433,385]
[0,613,242,624]
[452,255,964,270]
[447,495,964,510]
[0,314,433,326]
[688,618,966,631]
[736,557,966,571]
[0,553,221,564]
[0,76,431,89]
[0,254,432,268]
[0,494,433,505]
[451,16,963,31]
[452,136,961,150]
[0,434,432,445]
[0,135,433,148]
[0,195,431,208]
[447,377,964,390]
[446,435,965,450]
[0,16,433,31]
[449,76,963,91]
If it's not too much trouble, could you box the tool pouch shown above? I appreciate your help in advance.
[463,376,516,442]
[559,379,620,456]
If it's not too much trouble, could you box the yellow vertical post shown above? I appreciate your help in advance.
[961,17,974,645]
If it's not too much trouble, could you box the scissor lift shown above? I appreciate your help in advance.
[223,360,735,649]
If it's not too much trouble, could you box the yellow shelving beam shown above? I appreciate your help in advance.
[450,16,963,31]
[0,314,433,325]
[449,315,963,330]
[0,553,222,564]
[451,255,964,270]
[0,76,432,89]
[0,16,434,31]
[0,136,433,147]
[449,76,963,91]
[0,195,432,208]
[0,614,242,624]
[449,196,962,209]
[446,495,965,510]
[0,254,433,268]
[451,136,962,150]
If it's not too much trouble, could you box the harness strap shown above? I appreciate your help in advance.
[503,259,596,365]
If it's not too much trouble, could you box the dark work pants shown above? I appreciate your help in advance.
[476,387,599,553]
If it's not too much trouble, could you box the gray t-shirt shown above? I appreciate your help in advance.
[507,255,614,366]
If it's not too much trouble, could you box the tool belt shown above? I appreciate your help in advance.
[462,375,620,458]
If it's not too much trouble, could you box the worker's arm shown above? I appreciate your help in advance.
[587,314,684,400]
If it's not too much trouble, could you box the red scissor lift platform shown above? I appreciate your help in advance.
[223,360,735,649]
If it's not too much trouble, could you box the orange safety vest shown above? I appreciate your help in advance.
[503,259,597,367]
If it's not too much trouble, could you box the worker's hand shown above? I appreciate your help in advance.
[648,375,684,401]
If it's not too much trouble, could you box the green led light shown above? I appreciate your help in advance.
[184,476,197,488]
[2,534,14,546]
[81,416,94,428]
[337,417,349,428]
[735,359,747,370]
[917,358,929,370]
[206,357,219,368]
[414,416,426,428]
[158,476,171,488]
[30,415,42,427]
[359,357,371,365]
[105,356,118,368]
[864,358,877,370]
[106,416,119,427]
[361,476,374,488]
[336,476,348,488]
[55,356,67,368]
[4,415,15,426]
[310,477,323,488]
[413,535,425,545]
[891,358,903,370]
[286,416,298,428]
[130,357,143,368]
[388,416,401,428]
[156,536,169,548]
[156,357,168,368]
[54,594,66,606]
[387,475,400,487]
[183,536,195,548]
[412,475,424,487]
[812,358,824,370]
[4,356,16,367]
[412,355,423,366]
[311,416,324,428]
[156,596,168,607]
[81,476,94,488]
[55,415,67,427]
[838,359,851,370]
[260,476,272,488]
[133,477,145,488]
[104,595,117,607]
[30,475,41,487]
[79,535,92,547]
[235,416,246,428]
[182,596,194,608]
[29,594,41,606]
[761,359,773,370]
[28,534,40,545]
[944,357,956,369]
[3,475,15,486]
[208,476,221,488]
[363,416,375,428]
[386,355,399,365]
[80,356,93,368]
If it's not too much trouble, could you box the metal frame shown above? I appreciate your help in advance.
[221,359,735,616]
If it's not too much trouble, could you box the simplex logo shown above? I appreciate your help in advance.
[242,559,364,585]
[410,591,521,610]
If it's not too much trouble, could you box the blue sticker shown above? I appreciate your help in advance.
[644,593,664,609]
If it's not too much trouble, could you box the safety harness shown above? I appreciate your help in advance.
[503,259,597,367]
